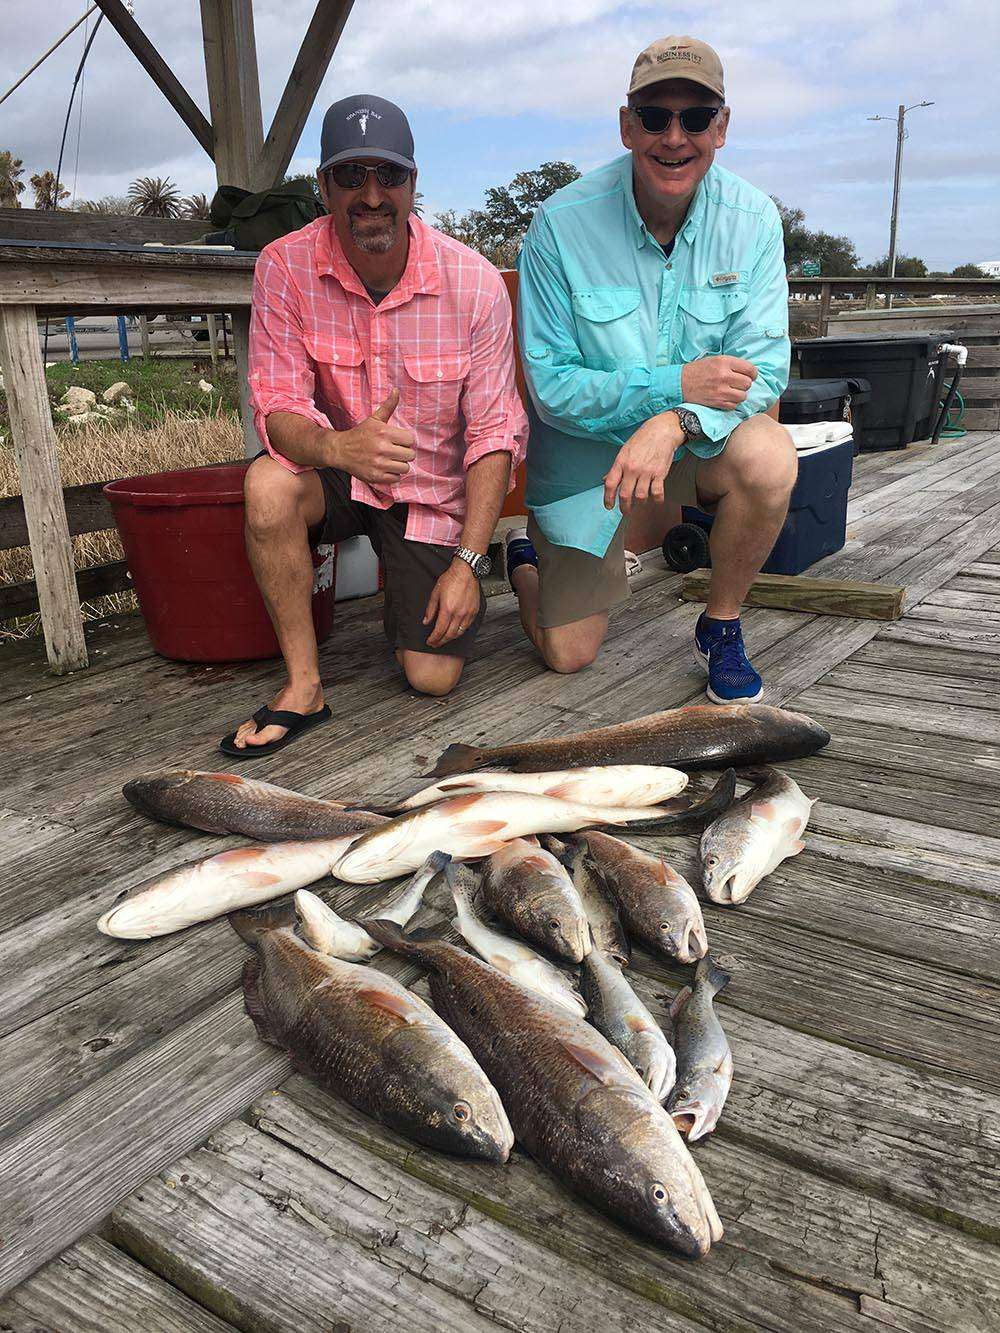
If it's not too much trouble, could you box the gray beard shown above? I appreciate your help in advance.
[349,215,397,253]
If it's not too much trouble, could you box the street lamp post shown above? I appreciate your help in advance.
[868,101,934,308]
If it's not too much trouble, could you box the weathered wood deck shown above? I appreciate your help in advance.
[2,432,1000,1331]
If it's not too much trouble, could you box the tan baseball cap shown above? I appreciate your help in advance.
[628,36,725,101]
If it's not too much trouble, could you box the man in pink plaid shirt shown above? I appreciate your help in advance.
[222,95,527,757]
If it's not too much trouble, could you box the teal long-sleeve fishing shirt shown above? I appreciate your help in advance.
[516,154,790,556]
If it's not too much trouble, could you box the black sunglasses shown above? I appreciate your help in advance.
[631,105,721,135]
[328,161,412,190]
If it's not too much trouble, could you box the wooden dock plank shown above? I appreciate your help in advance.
[0,997,290,1297]
[629,984,1000,1242]
[633,920,1000,1093]
[109,1120,707,1333]
[0,1235,236,1333]
[245,1077,999,1333]
[4,431,1000,1312]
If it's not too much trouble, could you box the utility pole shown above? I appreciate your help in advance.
[868,101,934,308]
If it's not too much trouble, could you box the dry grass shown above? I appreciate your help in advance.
[1,409,244,640]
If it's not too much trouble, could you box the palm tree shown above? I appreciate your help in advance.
[0,151,26,208]
[75,195,132,215]
[127,176,183,218]
[31,170,69,210]
[182,192,211,220]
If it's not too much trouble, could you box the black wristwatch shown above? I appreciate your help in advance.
[454,546,493,578]
[675,408,704,442]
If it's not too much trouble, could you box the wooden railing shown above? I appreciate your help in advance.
[787,276,1000,336]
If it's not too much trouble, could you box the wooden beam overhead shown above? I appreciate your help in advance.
[258,0,356,187]
[199,0,265,190]
[93,0,215,159]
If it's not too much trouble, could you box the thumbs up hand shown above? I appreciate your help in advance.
[332,387,416,486]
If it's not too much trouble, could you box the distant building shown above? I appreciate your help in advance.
[976,261,1000,277]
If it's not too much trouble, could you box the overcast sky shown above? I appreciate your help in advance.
[2,1,997,269]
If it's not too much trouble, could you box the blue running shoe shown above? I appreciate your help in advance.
[505,526,538,589]
[693,612,764,704]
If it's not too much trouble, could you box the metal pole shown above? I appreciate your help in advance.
[66,316,79,365]
[117,316,130,362]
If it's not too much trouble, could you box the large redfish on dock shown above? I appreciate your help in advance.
[123,770,386,841]
[576,832,709,964]
[97,836,355,938]
[231,907,514,1162]
[366,921,723,1258]
[428,704,830,776]
[330,791,689,885]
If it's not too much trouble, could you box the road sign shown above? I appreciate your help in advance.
[802,259,821,276]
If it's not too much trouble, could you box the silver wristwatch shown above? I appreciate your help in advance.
[675,408,704,441]
[454,546,493,578]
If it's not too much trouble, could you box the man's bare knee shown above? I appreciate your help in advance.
[541,635,602,674]
[403,652,464,696]
[244,455,320,537]
[725,416,797,500]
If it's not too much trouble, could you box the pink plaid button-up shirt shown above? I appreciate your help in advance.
[247,214,528,546]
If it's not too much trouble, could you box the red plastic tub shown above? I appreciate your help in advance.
[104,462,334,662]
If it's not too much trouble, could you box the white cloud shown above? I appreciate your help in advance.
[1,0,995,268]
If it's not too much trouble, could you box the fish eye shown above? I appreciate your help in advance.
[453,1101,472,1122]
[650,1181,669,1204]
[547,919,560,931]
[705,854,719,868]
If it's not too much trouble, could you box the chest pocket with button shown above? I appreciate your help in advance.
[305,332,366,429]
[402,348,470,424]
[571,286,643,367]
[677,286,750,355]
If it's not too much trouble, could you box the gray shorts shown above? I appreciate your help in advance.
[531,449,702,629]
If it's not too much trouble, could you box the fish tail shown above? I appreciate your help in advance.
[444,860,477,913]
[228,899,296,946]
[424,850,452,875]
[618,770,737,834]
[364,918,444,967]
[696,953,731,997]
[427,742,485,778]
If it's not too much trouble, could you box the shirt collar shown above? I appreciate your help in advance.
[621,153,708,251]
[314,214,441,304]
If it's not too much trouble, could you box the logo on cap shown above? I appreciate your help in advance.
[348,107,381,137]
[657,48,703,66]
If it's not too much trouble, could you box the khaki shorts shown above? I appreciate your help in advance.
[531,449,702,629]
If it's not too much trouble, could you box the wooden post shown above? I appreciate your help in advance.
[199,0,266,190]
[865,283,877,310]
[139,313,150,359]
[200,0,265,455]
[0,304,88,672]
[231,309,256,455]
[206,313,220,369]
[818,282,832,337]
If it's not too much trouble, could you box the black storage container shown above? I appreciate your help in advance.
[779,377,870,449]
[682,436,854,576]
[793,332,952,451]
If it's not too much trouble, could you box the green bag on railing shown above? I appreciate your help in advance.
[204,180,325,252]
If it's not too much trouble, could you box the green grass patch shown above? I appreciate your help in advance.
[1,356,242,434]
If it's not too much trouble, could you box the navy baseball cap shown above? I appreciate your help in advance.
[319,95,416,173]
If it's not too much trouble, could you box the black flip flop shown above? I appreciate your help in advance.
[219,704,332,759]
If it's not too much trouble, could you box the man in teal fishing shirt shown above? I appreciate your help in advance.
[508,35,796,703]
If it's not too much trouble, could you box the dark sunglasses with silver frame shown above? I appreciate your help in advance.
[631,105,721,135]
[328,161,413,190]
